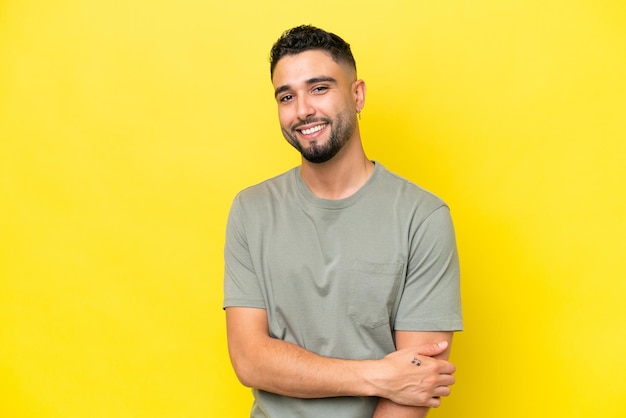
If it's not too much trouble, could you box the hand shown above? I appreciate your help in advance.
[372,341,456,407]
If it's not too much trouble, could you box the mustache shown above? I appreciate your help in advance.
[291,117,331,131]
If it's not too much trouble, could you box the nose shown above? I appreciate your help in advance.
[296,95,314,121]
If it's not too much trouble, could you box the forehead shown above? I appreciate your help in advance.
[271,50,352,87]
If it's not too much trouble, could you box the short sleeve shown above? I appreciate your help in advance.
[222,194,266,309]
[394,205,463,331]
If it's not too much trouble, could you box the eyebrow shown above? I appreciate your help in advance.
[274,76,337,98]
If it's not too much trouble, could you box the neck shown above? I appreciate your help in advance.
[299,134,374,200]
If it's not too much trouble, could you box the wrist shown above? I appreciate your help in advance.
[358,358,386,398]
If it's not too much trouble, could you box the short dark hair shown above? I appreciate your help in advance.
[269,25,357,78]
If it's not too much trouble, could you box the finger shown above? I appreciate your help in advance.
[433,385,452,398]
[414,340,448,357]
[426,396,442,408]
[434,359,456,375]
[435,373,455,387]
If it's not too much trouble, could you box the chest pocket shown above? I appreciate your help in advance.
[347,260,404,328]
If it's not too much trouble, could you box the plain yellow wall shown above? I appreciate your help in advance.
[1,1,625,417]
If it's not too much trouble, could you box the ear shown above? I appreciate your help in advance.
[352,79,366,113]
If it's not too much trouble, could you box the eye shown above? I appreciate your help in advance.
[312,85,328,94]
[279,94,293,103]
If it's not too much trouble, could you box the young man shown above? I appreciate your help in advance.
[223,25,463,418]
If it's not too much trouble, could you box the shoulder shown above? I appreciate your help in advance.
[234,167,298,203]
[374,163,448,212]
[228,167,301,225]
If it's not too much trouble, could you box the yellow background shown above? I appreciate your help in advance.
[1,0,625,417]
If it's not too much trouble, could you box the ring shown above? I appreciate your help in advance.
[411,357,422,367]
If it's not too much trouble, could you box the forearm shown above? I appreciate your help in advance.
[231,333,377,398]
[231,333,452,405]
[226,308,454,405]
[373,399,429,418]
[372,331,454,417]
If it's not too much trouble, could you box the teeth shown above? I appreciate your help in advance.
[300,124,326,135]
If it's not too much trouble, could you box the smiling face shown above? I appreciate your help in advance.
[272,50,364,164]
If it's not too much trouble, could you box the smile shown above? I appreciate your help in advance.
[298,124,327,135]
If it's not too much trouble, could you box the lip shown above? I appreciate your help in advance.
[295,123,328,139]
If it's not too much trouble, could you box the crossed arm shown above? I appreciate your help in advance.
[372,330,454,418]
[225,306,456,416]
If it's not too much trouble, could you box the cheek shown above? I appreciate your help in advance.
[277,107,293,127]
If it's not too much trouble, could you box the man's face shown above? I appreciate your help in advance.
[272,50,359,163]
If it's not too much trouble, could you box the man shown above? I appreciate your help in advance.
[223,25,462,418]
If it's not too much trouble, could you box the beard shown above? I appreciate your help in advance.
[282,109,357,164]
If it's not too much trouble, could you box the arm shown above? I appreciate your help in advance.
[373,331,455,418]
[372,205,462,416]
[225,306,455,405]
